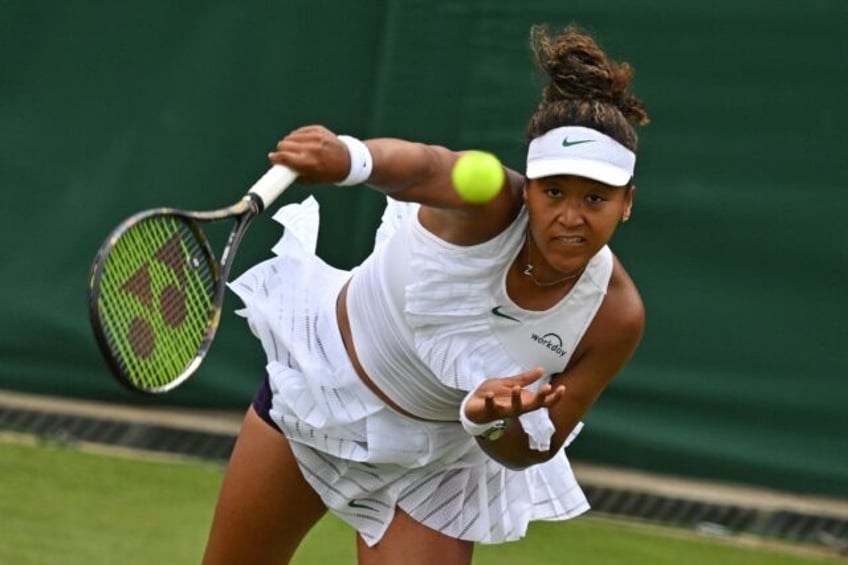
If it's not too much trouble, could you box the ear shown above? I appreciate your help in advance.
[622,184,636,221]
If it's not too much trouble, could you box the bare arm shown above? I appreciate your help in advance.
[267,125,524,245]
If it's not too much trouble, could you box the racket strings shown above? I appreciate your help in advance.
[97,216,216,390]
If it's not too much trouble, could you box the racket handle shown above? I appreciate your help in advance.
[248,165,298,210]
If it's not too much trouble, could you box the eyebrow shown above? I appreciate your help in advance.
[591,183,615,191]
[537,176,625,192]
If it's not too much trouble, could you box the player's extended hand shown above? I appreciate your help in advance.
[463,367,566,424]
[268,125,350,185]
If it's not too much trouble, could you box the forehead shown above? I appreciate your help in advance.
[527,174,623,192]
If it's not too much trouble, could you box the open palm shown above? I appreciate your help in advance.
[463,367,566,424]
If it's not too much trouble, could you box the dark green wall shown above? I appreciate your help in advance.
[2,1,846,497]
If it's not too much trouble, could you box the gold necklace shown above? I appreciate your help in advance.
[523,238,584,287]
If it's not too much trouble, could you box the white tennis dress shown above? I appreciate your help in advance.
[229,196,613,547]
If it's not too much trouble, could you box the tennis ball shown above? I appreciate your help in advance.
[451,150,505,204]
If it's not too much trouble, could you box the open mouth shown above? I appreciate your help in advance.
[554,235,586,245]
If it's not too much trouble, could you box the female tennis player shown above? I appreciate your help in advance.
[203,23,649,565]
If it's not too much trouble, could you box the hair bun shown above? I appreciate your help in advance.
[531,24,649,126]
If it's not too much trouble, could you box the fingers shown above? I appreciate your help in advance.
[269,128,331,164]
[507,366,546,386]
[467,369,565,421]
[517,382,564,412]
[481,380,565,420]
[266,126,349,184]
[542,384,566,407]
[511,386,522,413]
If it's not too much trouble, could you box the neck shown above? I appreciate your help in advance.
[522,234,584,288]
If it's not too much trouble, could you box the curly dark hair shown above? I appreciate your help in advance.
[525,24,649,151]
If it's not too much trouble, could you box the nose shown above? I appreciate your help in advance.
[557,200,584,227]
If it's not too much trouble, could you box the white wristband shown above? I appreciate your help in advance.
[459,389,505,436]
[335,135,373,186]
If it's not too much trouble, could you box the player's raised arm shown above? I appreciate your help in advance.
[269,125,524,244]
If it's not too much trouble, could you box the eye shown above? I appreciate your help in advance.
[544,185,563,198]
[586,193,607,205]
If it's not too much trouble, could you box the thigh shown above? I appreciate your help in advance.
[202,406,326,565]
[356,508,473,565]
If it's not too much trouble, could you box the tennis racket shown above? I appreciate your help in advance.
[88,165,297,394]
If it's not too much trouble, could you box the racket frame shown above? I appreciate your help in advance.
[89,165,295,393]
[88,195,262,393]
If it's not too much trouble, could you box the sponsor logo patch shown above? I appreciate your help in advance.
[531,332,567,357]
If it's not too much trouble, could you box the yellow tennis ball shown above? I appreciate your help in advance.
[451,150,505,204]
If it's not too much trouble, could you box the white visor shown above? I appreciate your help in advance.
[526,126,636,186]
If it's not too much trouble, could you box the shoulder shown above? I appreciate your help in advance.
[573,254,644,365]
[601,254,645,334]
[418,167,525,246]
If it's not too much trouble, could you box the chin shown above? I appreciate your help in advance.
[548,260,585,278]
[548,251,590,273]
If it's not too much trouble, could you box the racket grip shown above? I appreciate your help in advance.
[248,165,298,210]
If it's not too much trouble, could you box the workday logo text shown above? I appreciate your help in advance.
[531,332,566,357]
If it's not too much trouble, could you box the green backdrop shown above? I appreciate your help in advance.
[2,1,846,497]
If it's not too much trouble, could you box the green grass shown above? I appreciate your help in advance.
[0,437,841,565]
